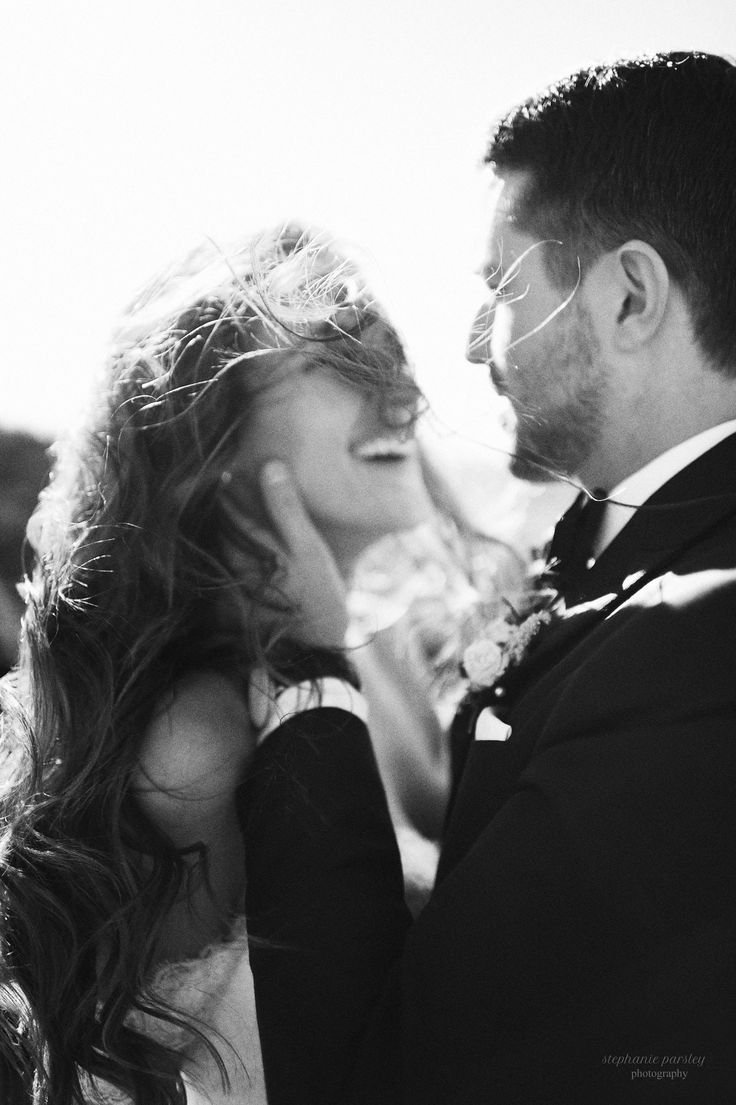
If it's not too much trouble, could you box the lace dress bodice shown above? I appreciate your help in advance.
[87,918,266,1104]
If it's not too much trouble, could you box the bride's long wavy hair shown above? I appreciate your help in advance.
[0,224,423,1104]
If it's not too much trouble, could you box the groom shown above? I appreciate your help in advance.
[239,52,736,1103]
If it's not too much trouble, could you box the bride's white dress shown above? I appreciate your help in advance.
[89,918,267,1104]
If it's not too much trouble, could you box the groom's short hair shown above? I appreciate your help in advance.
[485,52,736,375]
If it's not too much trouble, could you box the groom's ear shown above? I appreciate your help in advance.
[611,241,670,350]
[583,240,671,354]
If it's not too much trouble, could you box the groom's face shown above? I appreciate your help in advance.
[467,171,610,483]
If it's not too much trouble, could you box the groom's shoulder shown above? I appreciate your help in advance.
[588,566,736,693]
[617,565,736,626]
[531,568,736,753]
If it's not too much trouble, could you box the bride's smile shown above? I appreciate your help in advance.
[236,322,434,564]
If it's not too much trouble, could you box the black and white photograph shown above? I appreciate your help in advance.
[0,1,734,1101]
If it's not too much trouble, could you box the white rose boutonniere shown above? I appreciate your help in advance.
[462,609,553,690]
[462,617,513,688]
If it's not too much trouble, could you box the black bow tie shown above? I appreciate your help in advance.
[545,489,608,600]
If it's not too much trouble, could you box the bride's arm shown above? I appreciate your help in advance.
[234,464,411,1102]
[239,701,410,1105]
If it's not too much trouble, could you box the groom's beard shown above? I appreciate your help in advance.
[505,302,609,484]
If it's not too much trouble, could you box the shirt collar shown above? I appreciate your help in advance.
[592,419,736,556]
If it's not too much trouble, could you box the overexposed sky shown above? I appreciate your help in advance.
[1,0,733,456]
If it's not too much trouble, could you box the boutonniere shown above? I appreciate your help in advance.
[461,590,562,691]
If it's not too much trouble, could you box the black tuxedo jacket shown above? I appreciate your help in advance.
[239,434,736,1104]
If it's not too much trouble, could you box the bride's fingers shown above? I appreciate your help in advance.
[219,465,310,567]
[247,665,276,731]
[219,492,284,563]
[259,460,319,555]
[259,460,348,647]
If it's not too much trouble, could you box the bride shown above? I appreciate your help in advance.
[0,225,436,1104]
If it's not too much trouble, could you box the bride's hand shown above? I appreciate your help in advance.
[259,460,348,648]
[221,460,348,650]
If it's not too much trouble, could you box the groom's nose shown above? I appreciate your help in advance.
[466,302,494,364]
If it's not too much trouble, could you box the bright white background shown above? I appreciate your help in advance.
[1,0,733,531]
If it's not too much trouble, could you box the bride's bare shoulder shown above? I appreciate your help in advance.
[133,671,253,955]
[135,670,253,802]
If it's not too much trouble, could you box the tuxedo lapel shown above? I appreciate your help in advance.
[520,434,736,703]
[502,437,736,709]
[497,595,615,705]
[572,433,736,605]
[441,434,736,878]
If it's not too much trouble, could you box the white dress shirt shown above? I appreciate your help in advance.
[591,419,736,558]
